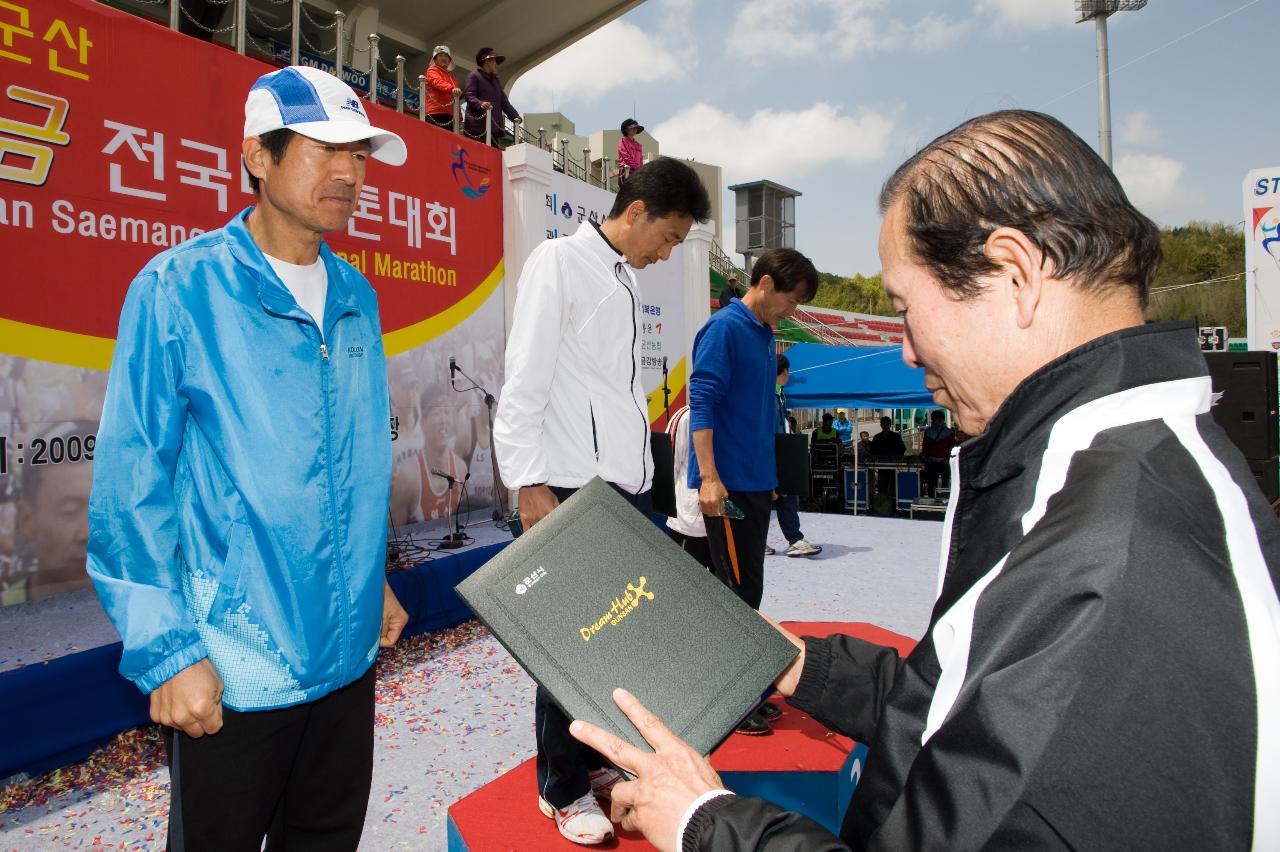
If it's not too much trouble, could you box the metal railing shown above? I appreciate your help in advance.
[709,238,749,289]
[786,310,851,346]
[113,0,642,196]
[118,0,525,145]
[116,0,895,343]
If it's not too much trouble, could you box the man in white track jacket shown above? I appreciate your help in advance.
[494,156,711,846]
[569,110,1280,852]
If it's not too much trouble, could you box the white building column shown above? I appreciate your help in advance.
[679,220,715,370]
[501,143,554,339]
[346,6,379,76]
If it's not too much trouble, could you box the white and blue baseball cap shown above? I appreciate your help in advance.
[244,65,407,166]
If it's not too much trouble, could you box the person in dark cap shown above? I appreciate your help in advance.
[718,275,742,309]
[617,118,644,184]
[464,47,520,147]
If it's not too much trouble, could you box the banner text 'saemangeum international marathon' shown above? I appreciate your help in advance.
[0,0,507,603]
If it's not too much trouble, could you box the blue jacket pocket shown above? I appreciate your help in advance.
[207,521,249,623]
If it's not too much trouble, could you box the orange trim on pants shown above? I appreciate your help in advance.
[722,516,740,584]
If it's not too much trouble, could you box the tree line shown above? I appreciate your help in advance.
[809,222,1247,335]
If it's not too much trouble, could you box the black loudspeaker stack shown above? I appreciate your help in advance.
[1203,351,1279,503]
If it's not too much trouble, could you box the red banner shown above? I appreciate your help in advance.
[0,0,508,605]
[0,0,504,369]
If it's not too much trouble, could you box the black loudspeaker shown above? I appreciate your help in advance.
[1203,351,1279,461]
[649,431,676,518]
[1248,456,1279,504]
[775,433,810,496]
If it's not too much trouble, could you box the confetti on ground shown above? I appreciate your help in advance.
[0,619,541,851]
[0,513,940,850]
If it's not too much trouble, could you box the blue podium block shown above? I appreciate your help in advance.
[894,470,921,512]
[844,468,868,511]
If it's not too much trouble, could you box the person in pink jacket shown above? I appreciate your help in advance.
[617,118,644,184]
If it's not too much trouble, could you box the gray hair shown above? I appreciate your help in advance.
[879,110,1160,307]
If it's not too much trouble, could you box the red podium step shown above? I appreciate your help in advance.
[447,622,916,851]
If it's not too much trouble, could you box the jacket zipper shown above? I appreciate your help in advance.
[590,402,600,461]
[257,261,353,675]
[318,325,350,673]
[616,263,650,493]
[940,447,964,589]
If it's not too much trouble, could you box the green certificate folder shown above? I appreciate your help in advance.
[456,477,799,756]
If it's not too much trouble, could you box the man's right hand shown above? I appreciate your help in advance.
[697,478,729,517]
[151,658,224,738]
[518,484,559,530]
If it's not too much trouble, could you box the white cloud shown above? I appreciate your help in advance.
[511,15,687,112]
[1114,153,1199,221]
[975,0,1078,30]
[726,0,968,64]
[1118,110,1160,147]
[654,100,895,256]
[893,15,971,53]
[726,0,821,57]
[653,101,894,184]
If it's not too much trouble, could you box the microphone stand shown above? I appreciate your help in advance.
[661,356,671,429]
[386,505,432,569]
[430,468,470,549]
[449,357,506,523]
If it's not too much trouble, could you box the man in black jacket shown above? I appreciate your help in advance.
[569,109,1280,851]
[867,416,904,458]
[867,415,905,503]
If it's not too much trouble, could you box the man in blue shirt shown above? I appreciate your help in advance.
[833,409,854,445]
[687,247,819,733]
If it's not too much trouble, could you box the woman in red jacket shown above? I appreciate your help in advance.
[425,45,460,130]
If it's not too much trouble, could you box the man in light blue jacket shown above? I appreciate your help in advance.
[87,66,409,851]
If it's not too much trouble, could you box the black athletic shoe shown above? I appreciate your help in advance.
[734,709,772,736]
[757,701,783,722]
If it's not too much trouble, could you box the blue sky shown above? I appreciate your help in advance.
[510,0,1274,278]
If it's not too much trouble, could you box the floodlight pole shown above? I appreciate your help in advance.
[1093,13,1112,167]
[1075,1,1146,169]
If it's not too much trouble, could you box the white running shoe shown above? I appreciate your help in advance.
[786,539,822,558]
[588,767,622,800]
[539,791,615,845]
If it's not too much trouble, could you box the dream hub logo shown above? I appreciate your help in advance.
[451,145,491,200]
